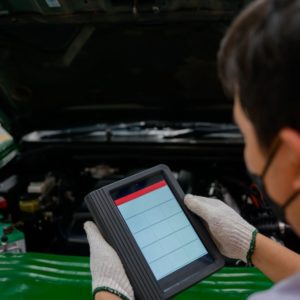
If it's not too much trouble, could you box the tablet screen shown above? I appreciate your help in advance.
[111,174,208,280]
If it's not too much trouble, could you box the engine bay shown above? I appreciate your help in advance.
[0,121,299,264]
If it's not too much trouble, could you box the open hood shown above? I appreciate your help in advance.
[0,1,250,139]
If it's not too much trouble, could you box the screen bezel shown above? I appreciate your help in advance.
[102,165,224,298]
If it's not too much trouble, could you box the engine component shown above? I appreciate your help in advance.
[0,175,18,194]
[27,176,56,195]
[0,220,26,253]
[208,181,240,214]
[19,199,40,214]
[83,164,119,179]
[0,161,298,257]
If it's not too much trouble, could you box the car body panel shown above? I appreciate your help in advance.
[0,252,272,300]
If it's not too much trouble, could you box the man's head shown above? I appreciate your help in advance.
[218,0,300,233]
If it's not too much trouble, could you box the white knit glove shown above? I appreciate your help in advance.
[184,194,257,263]
[84,221,134,300]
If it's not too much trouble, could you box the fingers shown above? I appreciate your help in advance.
[184,194,227,219]
[184,194,208,221]
[184,194,215,206]
[185,194,224,206]
[184,194,199,211]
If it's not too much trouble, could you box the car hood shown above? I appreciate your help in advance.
[0,1,249,139]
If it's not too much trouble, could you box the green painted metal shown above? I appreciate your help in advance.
[0,140,17,168]
[0,252,272,300]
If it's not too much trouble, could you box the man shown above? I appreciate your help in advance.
[84,0,300,299]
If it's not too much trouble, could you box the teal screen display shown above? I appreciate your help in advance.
[114,178,208,280]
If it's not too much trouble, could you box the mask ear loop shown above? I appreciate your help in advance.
[261,141,281,178]
[263,140,300,210]
[282,191,300,210]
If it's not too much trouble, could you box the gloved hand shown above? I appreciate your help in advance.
[184,194,257,263]
[84,221,134,300]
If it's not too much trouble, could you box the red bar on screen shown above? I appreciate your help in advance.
[115,180,167,206]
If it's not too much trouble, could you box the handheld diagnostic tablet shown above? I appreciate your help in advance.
[85,164,224,300]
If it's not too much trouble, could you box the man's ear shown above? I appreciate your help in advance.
[280,128,300,190]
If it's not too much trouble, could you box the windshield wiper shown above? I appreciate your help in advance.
[40,122,241,141]
[162,123,241,139]
[41,124,107,140]
[41,122,159,140]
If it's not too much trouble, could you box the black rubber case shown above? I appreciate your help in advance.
[85,164,224,300]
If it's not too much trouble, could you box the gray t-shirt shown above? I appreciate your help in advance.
[249,272,300,300]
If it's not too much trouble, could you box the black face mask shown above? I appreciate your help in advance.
[249,142,300,222]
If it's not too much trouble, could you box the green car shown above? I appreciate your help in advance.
[0,1,277,299]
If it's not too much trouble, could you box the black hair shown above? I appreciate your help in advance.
[218,0,300,149]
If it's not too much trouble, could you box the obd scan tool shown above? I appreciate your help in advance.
[85,164,224,300]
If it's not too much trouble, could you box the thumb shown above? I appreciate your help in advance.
[84,221,106,247]
[184,194,213,221]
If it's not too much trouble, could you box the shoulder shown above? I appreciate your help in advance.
[249,272,300,300]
